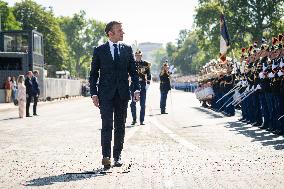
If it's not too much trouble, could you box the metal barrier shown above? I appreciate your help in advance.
[0,89,5,102]
[171,82,198,92]
[43,78,82,99]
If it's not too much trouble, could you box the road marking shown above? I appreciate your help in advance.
[150,116,201,152]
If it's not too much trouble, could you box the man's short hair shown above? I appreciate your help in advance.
[27,71,33,75]
[105,21,122,36]
[33,70,39,75]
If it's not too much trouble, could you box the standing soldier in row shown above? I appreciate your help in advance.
[130,49,151,125]
[160,61,171,114]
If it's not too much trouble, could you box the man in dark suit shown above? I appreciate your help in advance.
[32,70,40,116]
[89,21,140,169]
[25,71,34,117]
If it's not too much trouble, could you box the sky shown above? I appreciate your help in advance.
[6,0,199,45]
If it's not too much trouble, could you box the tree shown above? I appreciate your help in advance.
[194,0,284,59]
[59,11,106,77]
[151,47,168,74]
[172,31,202,74]
[0,1,21,30]
[176,29,189,49]
[13,0,69,70]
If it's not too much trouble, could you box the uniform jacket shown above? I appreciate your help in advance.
[159,71,171,92]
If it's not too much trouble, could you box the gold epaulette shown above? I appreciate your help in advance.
[145,61,151,67]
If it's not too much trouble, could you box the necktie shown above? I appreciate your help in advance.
[113,44,119,63]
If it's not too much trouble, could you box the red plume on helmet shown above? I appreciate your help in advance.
[241,47,246,53]
[272,37,278,46]
[279,34,283,43]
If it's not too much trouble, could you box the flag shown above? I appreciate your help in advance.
[220,14,230,63]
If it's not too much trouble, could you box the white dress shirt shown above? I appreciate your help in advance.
[108,40,120,60]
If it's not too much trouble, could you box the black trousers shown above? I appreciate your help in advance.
[33,96,38,114]
[26,95,32,116]
[99,91,128,159]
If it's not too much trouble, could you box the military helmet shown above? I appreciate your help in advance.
[135,49,143,56]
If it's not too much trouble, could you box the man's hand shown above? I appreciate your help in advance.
[92,95,99,108]
[134,91,140,102]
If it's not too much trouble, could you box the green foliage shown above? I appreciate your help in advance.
[171,31,208,74]
[6,0,105,78]
[151,47,168,74]
[195,0,284,59]
[154,0,284,75]
[0,1,21,30]
[13,0,69,71]
[58,11,106,77]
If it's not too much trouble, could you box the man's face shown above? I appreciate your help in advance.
[28,72,33,78]
[164,64,169,71]
[109,24,124,42]
[135,54,142,61]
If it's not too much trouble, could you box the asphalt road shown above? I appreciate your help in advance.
[0,83,283,189]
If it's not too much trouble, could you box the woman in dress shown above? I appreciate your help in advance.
[17,75,26,118]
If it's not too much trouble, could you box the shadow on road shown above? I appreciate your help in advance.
[24,168,107,186]
[226,121,284,150]
[0,117,20,121]
[193,107,224,118]
[193,106,284,150]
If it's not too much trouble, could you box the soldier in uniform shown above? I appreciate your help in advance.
[160,61,171,114]
[130,49,151,125]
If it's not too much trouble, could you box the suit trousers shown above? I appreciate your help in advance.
[33,96,38,114]
[26,95,32,116]
[100,90,128,159]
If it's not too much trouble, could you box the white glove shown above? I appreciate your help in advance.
[256,84,261,90]
[245,86,250,92]
[242,80,248,88]
[268,72,275,78]
[259,72,265,79]
[236,81,242,87]
[278,70,284,77]
[280,59,284,68]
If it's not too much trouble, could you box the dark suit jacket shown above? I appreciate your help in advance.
[89,42,140,100]
[32,76,40,96]
[25,77,34,97]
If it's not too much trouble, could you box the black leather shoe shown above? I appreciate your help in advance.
[131,120,137,125]
[113,158,123,167]
[140,122,145,125]
[102,157,111,170]
[238,117,245,121]
[26,115,32,117]
[259,123,269,129]
[33,113,39,116]
[252,122,262,127]
[161,111,168,114]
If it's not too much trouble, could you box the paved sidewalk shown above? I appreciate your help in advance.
[0,102,16,112]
